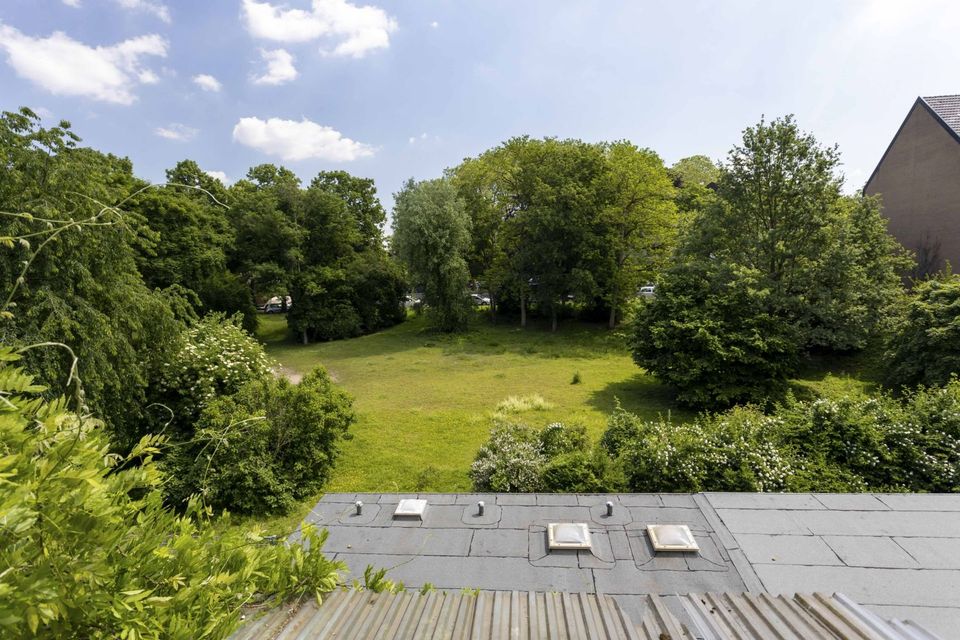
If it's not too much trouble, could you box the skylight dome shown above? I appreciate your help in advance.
[547,522,592,550]
[394,499,427,519]
[647,524,699,552]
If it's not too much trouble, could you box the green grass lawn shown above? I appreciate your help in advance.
[258,311,879,503]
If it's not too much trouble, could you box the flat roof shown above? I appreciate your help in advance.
[295,492,960,637]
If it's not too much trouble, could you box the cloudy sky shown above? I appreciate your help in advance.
[1,0,958,210]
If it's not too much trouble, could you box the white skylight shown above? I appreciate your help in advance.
[647,524,699,552]
[393,498,427,519]
[547,522,592,550]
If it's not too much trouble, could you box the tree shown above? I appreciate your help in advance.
[634,116,909,406]
[885,275,960,389]
[0,109,186,438]
[129,176,258,332]
[287,171,404,343]
[594,142,677,327]
[633,261,801,406]
[392,178,472,332]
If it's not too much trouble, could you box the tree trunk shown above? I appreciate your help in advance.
[551,305,557,332]
[301,328,308,345]
[489,294,496,324]
[608,305,617,329]
[520,293,527,328]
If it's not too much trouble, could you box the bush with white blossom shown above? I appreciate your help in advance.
[157,313,271,434]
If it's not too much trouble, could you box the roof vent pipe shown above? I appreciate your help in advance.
[355,500,363,516]
[605,501,614,517]
[477,501,485,516]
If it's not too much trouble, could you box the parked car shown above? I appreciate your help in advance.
[403,295,422,309]
[260,295,293,313]
[471,293,491,306]
[639,285,656,298]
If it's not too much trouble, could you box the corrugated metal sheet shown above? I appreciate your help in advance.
[231,590,687,640]
[232,590,944,640]
[678,592,943,640]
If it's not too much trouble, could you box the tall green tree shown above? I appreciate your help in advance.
[392,178,472,332]
[635,116,909,406]
[594,142,677,328]
[0,109,186,436]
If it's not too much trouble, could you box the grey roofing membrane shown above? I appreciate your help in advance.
[294,492,960,638]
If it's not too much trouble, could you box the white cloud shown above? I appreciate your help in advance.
[205,170,231,184]
[408,132,439,145]
[62,0,82,7]
[114,0,171,23]
[232,116,374,162]
[0,24,167,105]
[252,48,298,85]
[192,73,222,92]
[430,21,439,28]
[155,123,198,141]
[241,0,397,58]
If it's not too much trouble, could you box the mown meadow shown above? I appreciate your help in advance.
[258,312,879,510]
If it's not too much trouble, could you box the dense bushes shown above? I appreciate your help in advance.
[609,382,960,493]
[470,421,597,492]
[885,275,960,389]
[474,381,960,494]
[165,368,354,514]
[0,350,343,639]
[152,313,271,438]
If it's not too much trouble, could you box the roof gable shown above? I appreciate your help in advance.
[864,95,960,193]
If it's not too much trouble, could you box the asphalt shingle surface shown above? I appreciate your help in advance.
[298,492,960,637]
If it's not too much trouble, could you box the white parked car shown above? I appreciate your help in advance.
[639,285,656,298]
[471,293,491,306]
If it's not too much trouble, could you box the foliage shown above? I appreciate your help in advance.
[606,381,960,494]
[469,419,592,492]
[885,275,960,389]
[494,394,553,414]
[164,368,355,514]
[469,421,546,492]
[153,313,271,441]
[613,406,793,492]
[450,137,679,329]
[632,262,801,406]
[0,108,188,438]
[0,349,344,639]
[392,178,473,332]
[634,116,908,407]
[593,142,678,328]
[288,250,405,343]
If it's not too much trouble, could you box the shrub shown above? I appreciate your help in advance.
[885,275,960,389]
[541,451,608,492]
[469,419,590,492]
[571,371,582,385]
[156,313,271,437]
[165,367,354,514]
[538,421,589,457]
[469,421,546,492]
[494,394,553,414]
[0,349,343,639]
[632,262,801,407]
[605,381,960,494]
[615,406,792,493]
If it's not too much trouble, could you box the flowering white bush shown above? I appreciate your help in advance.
[469,421,546,492]
[158,313,270,430]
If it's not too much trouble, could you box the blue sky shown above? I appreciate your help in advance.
[1,0,958,212]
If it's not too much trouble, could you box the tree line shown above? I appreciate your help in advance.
[394,137,683,331]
